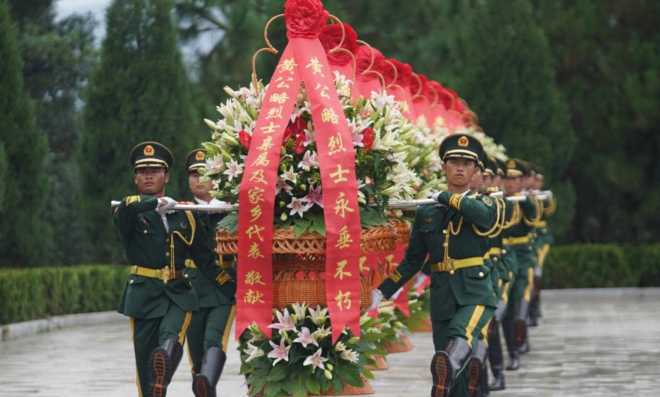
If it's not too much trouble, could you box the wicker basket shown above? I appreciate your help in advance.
[271,254,372,312]
[389,220,411,247]
[411,317,433,333]
[385,334,414,354]
[252,375,375,396]
[365,354,389,371]
[216,225,397,255]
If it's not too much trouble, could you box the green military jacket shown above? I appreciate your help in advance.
[503,194,538,269]
[184,199,234,308]
[113,195,236,319]
[379,190,498,319]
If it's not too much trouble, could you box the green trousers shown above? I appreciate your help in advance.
[130,303,192,397]
[186,303,236,374]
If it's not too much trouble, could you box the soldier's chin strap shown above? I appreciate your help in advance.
[166,211,196,283]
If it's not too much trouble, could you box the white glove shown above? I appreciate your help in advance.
[156,197,177,215]
[390,287,404,301]
[413,273,429,289]
[209,198,227,206]
[432,192,442,202]
[369,289,383,311]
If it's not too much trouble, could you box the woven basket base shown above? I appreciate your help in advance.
[252,375,374,396]
[365,354,389,371]
[411,317,433,333]
[385,334,414,354]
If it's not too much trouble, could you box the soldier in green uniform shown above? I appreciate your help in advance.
[528,165,555,327]
[183,149,236,397]
[113,142,236,397]
[370,134,497,397]
[500,159,538,371]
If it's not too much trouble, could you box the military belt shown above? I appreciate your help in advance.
[130,265,184,283]
[431,257,484,273]
[488,247,502,256]
[504,235,531,246]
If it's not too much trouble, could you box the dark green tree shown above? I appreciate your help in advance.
[436,0,577,240]
[80,0,199,263]
[9,0,98,265]
[533,0,660,243]
[0,0,51,267]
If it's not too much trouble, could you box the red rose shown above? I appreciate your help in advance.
[319,23,358,66]
[355,46,385,82]
[239,130,252,148]
[294,133,306,154]
[361,127,375,151]
[284,0,329,39]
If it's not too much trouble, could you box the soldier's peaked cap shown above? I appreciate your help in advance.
[130,141,173,170]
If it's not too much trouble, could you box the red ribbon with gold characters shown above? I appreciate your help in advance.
[237,0,362,342]
[236,44,302,338]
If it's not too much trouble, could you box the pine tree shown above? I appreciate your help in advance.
[80,0,198,262]
[9,0,98,265]
[443,0,577,239]
[0,0,51,267]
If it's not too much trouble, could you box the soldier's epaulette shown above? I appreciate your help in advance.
[125,195,141,206]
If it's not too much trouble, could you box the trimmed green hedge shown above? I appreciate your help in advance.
[0,265,129,325]
[2,245,659,325]
[544,244,660,289]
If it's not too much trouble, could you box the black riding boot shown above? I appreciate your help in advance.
[431,337,472,397]
[514,299,529,349]
[149,339,184,397]
[488,326,506,391]
[467,339,488,397]
[193,346,226,397]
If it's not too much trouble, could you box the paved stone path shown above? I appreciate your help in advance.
[1,289,659,397]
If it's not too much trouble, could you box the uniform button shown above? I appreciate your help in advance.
[443,230,448,234]
[166,252,171,257]
[528,247,533,251]
[143,230,148,234]
[449,270,455,275]
[184,274,189,278]
[502,249,507,255]
[493,257,498,262]
[165,238,170,243]
[129,279,134,284]
[478,272,484,277]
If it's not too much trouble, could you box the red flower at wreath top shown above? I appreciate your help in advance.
[319,23,359,66]
[285,0,329,39]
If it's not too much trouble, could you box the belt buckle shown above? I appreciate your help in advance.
[161,267,171,284]
[443,259,455,272]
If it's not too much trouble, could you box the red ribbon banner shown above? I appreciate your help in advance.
[236,44,302,338]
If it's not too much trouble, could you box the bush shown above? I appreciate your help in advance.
[544,244,660,289]
[0,265,128,325]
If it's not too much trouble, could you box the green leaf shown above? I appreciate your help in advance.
[290,373,308,397]
[267,363,291,382]
[305,375,321,394]
[293,219,312,238]
[264,381,282,397]
[216,212,239,234]
[342,364,363,387]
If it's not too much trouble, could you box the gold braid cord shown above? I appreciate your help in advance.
[502,201,521,230]
[472,196,503,237]
[523,197,543,227]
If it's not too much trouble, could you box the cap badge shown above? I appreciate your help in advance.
[458,136,469,147]
[195,151,205,161]
[144,145,155,156]
[507,160,516,169]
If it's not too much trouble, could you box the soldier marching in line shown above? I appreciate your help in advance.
[500,159,539,371]
[183,149,237,397]
[113,142,236,397]
[370,134,498,397]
